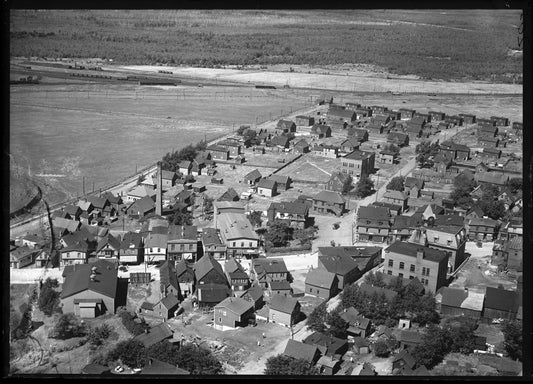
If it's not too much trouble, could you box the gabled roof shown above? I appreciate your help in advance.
[225,256,245,274]
[283,339,319,363]
[215,296,254,315]
[358,205,390,220]
[60,260,118,299]
[344,150,374,161]
[257,178,277,190]
[270,294,299,314]
[294,139,309,148]
[134,323,173,348]
[392,214,423,230]
[128,185,156,199]
[87,196,108,209]
[200,228,223,246]
[385,241,448,263]
[393,350,416,369]
[484,287,519,313]
[383,190,407,200]
[64,204,81,216]
[194,255,226,283]
[270,135,290,147]
[468,217,498,227]
[268,200,309,216]
[196,283,231,303]
[318,253,359,276]
[175,259,194,278]
[404,177,424,189]
[339,307,360,323]
[311,124,331,134]
[305,268,337,289]
[96,233,121,253]
[268,174,291,185]
[217,187,240,202]
[270,281,292,290]
[217,212,258,241]
[328,108,355,120]
[253,259,289,274]
[53,217,80,233]
[168,225,197,241]
[398,330,423,345]
[120,231,143,250]
[276,119,296,130]
[159,260,179,292]
[244,169,262,181]
[243,283,263,302]
[160,294,180,310]
[313,190,345,204]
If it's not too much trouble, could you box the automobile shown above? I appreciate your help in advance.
[132,368,142,373]
[114,366,124,373]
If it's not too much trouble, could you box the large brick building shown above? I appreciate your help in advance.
[341,150,375,179]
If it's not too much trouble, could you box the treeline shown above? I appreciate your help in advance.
[161,141,207,173]
[10,10,522,82]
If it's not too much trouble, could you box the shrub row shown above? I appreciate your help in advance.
[119,309,150,336]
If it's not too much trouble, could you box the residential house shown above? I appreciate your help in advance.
[303,332,349,358]
[167,225,198,263]
[386,110,402,121]
[483,286,520,321]
[257,179,278,198]
[467,218,499,241]
[317,251,360,290]
[437,287,484,319]
[316,356,342,375]
[139,295,180,321]
[440,141,471,161]
[479,135,500,148]
[325,172,352,194]
[10,246,39,269]
[356,206,391,243]
[159,170,178,190]
[87,196,110,217]
[269,281,293,297]
[158,260,181,299]
[341,309,372,339]
[339,137,361,154]
[63,205,82,220]
[126,196,156,218]
[176,259,195,298]
[269,294,301,327]
[214,297,255,331]
[345,102,361,111]
[327,108,356,125]
[95,234,121,261]
[206,145,230,161]
[305,268,338,299]
[428,111,446,121]
[392,350,417,373]
[366,121,386,134]
[413,112,431,122]
[310,124,332,139]
[269,135,291,149]
[346,127,369,143]
[144,233,168,264]
[397,329,424,350]
[399,108,416,120]
[252,258,290,288]
[190,160,204,176]
[224,257,250,293]
[200,228,227,261]
[383,241,448,294]
[240,283,264,310]
[216,212,259,259]
[459,113,476,124]
[296,115,315,126]
[382,190,408,211]
[244,169,262,185]
[341,150,375,178]
[387,132,409,147]
[492,236,522,272]
[480,147,502,160]
[133,323,174,348]
[477,124,498,137]
[267,200,309,229]
[60,260,118,317]
[194,255,231,308]
[119,232,144,264]
[377,149,396,165]
[311,190,346,217]
[424,224,467,273]
[314,144,339,158]
[355,107,372,119]
[390,215,424,242]
[125,185,156,203]
[217,139,242,157]
[52,217,81,236]
[404,177,424,198]
[276,119,296,134]
[268,174,291,191]
[283,339,321,366]
[358,362,378,376]
[444,115,463,126]
[353,337,371,354]
[20,233,47,250]
[60,241,90,267]
[293,139,310,154]
[490,116,509,126]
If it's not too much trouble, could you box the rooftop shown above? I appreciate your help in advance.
[343,150,374,161]
[217,212,258,241]
[60,260,118,300]
[385,241,448,263]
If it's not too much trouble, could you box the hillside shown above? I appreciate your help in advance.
[10,9,522,83]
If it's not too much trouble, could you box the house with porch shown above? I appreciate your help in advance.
[311,190,346,217]
[167,225,198,263]
[355,205,391,243]
[267,200,309,229]
[119,232,144,264]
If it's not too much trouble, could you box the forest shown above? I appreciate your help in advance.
[10,9,522,82]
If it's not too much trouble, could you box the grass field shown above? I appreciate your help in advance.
[10,83,311,206]
[10,10,522,82]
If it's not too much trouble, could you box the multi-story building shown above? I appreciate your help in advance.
[267,200,309,229]
[341,150,375,178]
[166,225,198,263]
[311,191,346,217]
[356,206,391,243]
[200,228,227,261]
[216,212,259,259]
[383,241,448,294]
[467,218,499,241]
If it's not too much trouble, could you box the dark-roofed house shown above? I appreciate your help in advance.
[483,286,520,321]
[293,139,310,154]
[194,255,230,307]
[283,339,321,365]
[316,355,342,375]
[477,124,498,137]
[392,350,417,372]
[490,116,509,126]
[267,200,309,229]
[317,251,361,290]
[424,223,468,273]
[327,108,356,125]
[276,119,296,133]
[87,196,110,216]
[63,204,82,220]
[404,177,424,198]
[437,287,484,319]
[207,145,230,161]
[60,241,90,267]
[339,137,361,153]
[134,323,174,348]
[160,170,178,190]
[387,132,409,147]
[269,280,293,297]
[312,191,346,217]
[225,257,250,293]
[252,258,289,288]
[353,337,371,354]
[444,115,463,126]
[269,294,301,327]
[325,172,352,194]
[176,259,195,298]
[159,260,180,298]
[390,215,424,242]
[296,115,315,126]
[310,124,332,139]
[167,225,198,262]
[217,187,240,202]
[269,134,291,149]
[304,332,349,358]
[347,127,369,143]
[60,260,118,317]
[140,294,180,321]
[341,150,375,178]
[241,283,264,310]
[382,190,408,211]
[244,169,262,185]
[268,174,292,191]
[356,205,391,243]
[200,228,227,261]
[96,234,121,261]
[428,111,445,121]
[305,268,338,299]
[217,139,242,157]
[440,141,471,161]
[475,172,509,186]
[459,113,476,124]
[257,179,277,197]
[118,232,143,264]
[10,246,40,269]
[467,218,499,241]
[479,147,502,160]
[479,135,500,148]
[214,296,255,331]
[383,242,448,294]
[397,329,424,350]
[126,195,156,218]
[399,108,416,120]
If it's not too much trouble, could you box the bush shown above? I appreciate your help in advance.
[265,355,318,375]
[87,323,114,349]
[49,313,87,340]
[120,310,150,336]
[107,339,147,369]
[373,339,390,357]
[38,284,61,316]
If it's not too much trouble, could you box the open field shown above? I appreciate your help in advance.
[10,83,311,207]
[10,10,522,82]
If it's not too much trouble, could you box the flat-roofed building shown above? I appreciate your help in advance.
[341,150,375,178]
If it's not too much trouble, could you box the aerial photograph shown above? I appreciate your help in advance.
[8,9,524,376]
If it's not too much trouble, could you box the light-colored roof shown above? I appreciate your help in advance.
[305,268,337,289]
[217,212,258,241]
[128,185,156,198]
[383,190,407,200]
[313,190,345,204]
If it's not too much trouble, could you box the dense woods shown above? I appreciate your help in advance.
[10,10,522,83]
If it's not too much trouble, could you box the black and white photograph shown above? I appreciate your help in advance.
[7,7,526,377]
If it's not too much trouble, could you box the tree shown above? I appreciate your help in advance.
[444,317,479,355]
[412,324,452,369]
[237,125,250,135]
[325,310,348,339]
[87,324,114,350]
[373,339,391,357]
[501,320,522,361]
[49,313,87,340]
[248,211,263,227]
[450,187,474,210]
[386,176,405,192]
[383,143,400,156]
[342,174,353,194]
[146,341,181,366]
[453,172,476,191]
[108,339,147,369]
[265,220,293,247]
[507,178,522,194]
[38,281,61,316]
[202,196,214,215]
[293,225,318,246]
[364,271,387,288]
[307,301,328,333]
[355,175,374,198]
[415,141,440,168]
[172,209,193,226]
[175,344,223,375]
[264,355,318,375]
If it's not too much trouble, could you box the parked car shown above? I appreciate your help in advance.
[114,366,124,373]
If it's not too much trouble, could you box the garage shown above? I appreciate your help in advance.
[75,298,103,318]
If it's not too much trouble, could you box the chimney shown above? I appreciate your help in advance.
[156,162,162,216]
[416,248,424,263]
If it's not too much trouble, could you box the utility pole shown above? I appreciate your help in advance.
[92,181,95,193]
[82,176,85,196]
